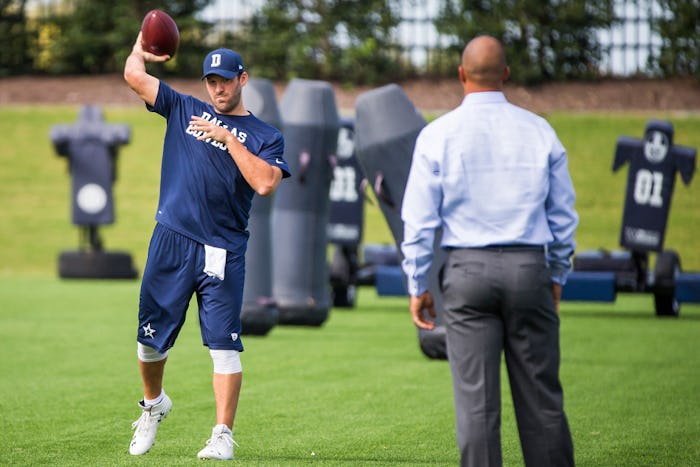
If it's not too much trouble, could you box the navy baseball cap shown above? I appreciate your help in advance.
[201,48,245,80]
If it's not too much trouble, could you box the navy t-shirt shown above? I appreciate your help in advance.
[148,81,290,255]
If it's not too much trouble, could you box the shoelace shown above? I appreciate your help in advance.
[205,432,240,449]
[131,407,153,432]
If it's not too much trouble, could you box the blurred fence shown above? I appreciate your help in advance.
[203,0,662,77]
[599,0,663,76]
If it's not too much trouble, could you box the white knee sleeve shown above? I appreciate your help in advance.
[137,342,168,362]
[210,349,242,374]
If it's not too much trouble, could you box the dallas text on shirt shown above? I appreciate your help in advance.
[185,111,248,151]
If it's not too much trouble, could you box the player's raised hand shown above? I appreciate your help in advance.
[132,32,171,63]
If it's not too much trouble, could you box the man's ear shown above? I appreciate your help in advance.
[502,65,510,83]
[458,65,467,85]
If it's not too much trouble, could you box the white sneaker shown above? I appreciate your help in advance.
[129,394,172,455]
[197,424,239,460]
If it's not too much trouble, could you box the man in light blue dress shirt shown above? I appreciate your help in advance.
[401,35,578,466]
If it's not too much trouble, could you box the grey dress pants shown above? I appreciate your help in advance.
[441,246,574,467]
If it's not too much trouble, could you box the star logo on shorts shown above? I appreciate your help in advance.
[143,323,156,339]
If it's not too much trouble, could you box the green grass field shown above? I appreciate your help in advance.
[0,105,699,465]
[0,279,698,466]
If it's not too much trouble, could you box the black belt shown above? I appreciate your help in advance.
[449,244,545,252]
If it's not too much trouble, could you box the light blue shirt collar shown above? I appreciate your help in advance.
[462,91,508,105]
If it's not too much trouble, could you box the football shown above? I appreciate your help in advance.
[140,9,179,57]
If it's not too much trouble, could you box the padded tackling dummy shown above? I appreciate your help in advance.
[328,118,364,249]
[613,120,696,252]
[272,79,339,326]
[354,84,447,360]
[51,105,136,279]
[328,118,365,307]
[239,78,281,335]
[50,105,130,226]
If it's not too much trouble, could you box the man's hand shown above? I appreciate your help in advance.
[189,115,231,144]
[409,291,436,330]
[131,31,171,63]
[552,282,562,315]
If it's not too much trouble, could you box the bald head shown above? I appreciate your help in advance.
[460,35,508,90]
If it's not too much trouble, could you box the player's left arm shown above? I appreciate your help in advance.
[189,115,282,196]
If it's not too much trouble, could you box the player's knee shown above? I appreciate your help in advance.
[137,342,168,362]
[210,349,242,374]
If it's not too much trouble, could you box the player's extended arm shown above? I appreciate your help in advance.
[226,137,283,196]
[189,115,283,196]
[123,32,169,107]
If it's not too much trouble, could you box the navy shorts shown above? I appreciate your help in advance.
[137,223,245,353]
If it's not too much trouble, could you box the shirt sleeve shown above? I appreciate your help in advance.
[400,129,443,296]
[257,130,291,178]
[545,135,579,284]
[146,80,175,118]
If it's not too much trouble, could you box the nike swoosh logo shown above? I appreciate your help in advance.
[275,158,284,164]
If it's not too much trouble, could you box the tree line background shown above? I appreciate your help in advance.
[1,0,697,85]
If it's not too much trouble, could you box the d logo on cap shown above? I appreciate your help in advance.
[202,48,245,80]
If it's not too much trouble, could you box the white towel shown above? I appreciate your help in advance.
[203,245,227,280]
